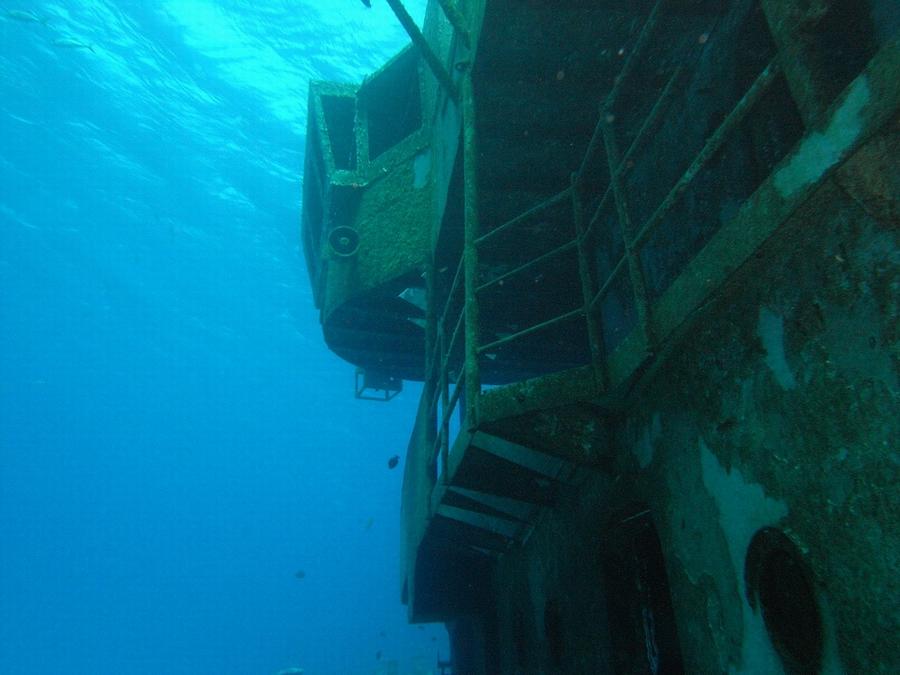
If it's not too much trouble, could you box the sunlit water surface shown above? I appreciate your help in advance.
[0,2,444,673]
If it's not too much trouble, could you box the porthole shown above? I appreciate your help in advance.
[745,528,823,674]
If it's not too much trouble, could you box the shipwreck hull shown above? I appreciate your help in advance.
[300,1,900,672]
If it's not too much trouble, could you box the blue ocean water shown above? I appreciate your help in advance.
[0,2,444,674]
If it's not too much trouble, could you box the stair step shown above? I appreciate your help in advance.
[435,504,523,541]
[428,508,514,553]
[471,431,573,481]
[446,486,539,523]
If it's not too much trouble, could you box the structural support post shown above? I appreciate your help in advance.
[571,173,608,392]
[461,71,481,430]
[384,0,458,99]
[439,328,450,481]
[424,254,438,481]
[602,121,655,352]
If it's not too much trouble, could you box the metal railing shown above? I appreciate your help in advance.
[404,0,784,485]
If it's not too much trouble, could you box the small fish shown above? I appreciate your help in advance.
[361,0,372,7]
[52,37,95,53]
[294,570,306,580]
[5,9,50,24]
[375,650,382,660]
[364,517,375,531]
[387,455,400,469]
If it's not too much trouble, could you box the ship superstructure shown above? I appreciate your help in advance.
[301,1,899,672]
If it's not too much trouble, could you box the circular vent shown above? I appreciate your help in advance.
[328,226,359,257]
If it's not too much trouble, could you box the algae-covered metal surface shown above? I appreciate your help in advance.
[300,1,899,672]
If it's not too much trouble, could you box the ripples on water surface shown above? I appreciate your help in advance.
[0,2,444,674]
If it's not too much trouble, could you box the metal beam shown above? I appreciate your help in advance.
[436,0,470,47]
[602,122,654,350]
[461,71,482,428]
[632,61,781,250]
[572,173,608,391]
[384,0,458,99]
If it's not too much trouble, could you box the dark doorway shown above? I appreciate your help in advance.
[603,506,685,674]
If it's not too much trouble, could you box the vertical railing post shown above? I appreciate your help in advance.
[571,173,608,392]
[439,326,450,481]
[601,119,655,352]
[461,71,481,430]
[424,256,438,483]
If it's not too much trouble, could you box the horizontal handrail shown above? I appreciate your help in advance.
[430,374,464,462]
[590,255,628,311]
[428,306,464,416]
[475,239,578,294]
[430,422,443,461]
[441,307,466,376]
[444,377,463,430]
[474,187,571,247]
[632,60,780,250]
[478,307,584,354]
[427,255,465,382]
[438,256,465,330]
[427,335,442,384]
[583,65,683,242]
[578,0,665,177]
[603,0,665,113]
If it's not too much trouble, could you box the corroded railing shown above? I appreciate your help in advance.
[407,0,780,484]
[399,0,899,502]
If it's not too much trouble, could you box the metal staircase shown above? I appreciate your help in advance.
[429,431,576,554]
[389,0,900,621]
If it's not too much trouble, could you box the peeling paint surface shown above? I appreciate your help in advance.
[774,75,870,197]
[413,148,431,188]
[699,439,790,673]
[758,307,797,390]
[634,413,661,469]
